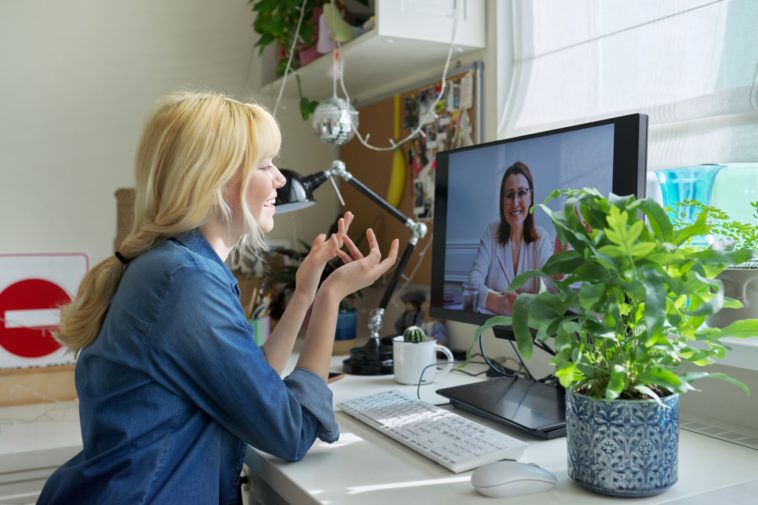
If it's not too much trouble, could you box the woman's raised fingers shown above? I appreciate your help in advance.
[364,228,381,258]
[343,233,363,260]
[377,238,399,272]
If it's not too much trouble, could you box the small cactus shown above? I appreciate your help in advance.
[403,325,427,343]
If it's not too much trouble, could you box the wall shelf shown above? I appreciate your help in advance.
[259,0,485,103]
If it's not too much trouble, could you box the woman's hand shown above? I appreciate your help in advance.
[297,228,398,379]
[320,228,399,302]
[487,291,518,316]
[294,212,354,302]
[551,236,568,281]
[553,235,568,255]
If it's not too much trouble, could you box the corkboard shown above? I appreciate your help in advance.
[339,64,481,287]
[115,187,135,250]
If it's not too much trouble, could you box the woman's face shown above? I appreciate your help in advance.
[502,173,532,229]
[245,159,286,232]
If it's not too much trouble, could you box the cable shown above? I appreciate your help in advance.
[337,3,461,152]
[237,40,256,99]
[452,366,489,377]
[479,333,517,378]
[415,363,439,398]
[508,340,536,381]
[413,358,490,399]
[272,0,309,118]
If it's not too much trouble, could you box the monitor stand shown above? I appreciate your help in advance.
[436,326,565,439]
[436,375,566,439]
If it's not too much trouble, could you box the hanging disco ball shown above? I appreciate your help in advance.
[311,97,359,145]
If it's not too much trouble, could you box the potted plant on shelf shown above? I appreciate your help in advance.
[249,0,321,119]
[671,199,758,328]
[473,188,758,497]
[248,0,369,120]
[250,0,319,76]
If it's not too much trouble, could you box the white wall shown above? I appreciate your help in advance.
[0,0,491,344]
[0,0,337,264]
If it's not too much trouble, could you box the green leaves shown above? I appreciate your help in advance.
[300,96,319,121]
[605,206,641,250]
[472,187,758,401]
[606,365,628,400]
[672,199,758,253]
[638,197,674,242]
[295,74,318,120]
[719,319,758,337]
[513,294,536,359]
[250,0,321,120]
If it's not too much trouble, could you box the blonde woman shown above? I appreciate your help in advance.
[39,92,398,505]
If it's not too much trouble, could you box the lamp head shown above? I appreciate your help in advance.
[275,169,328,214]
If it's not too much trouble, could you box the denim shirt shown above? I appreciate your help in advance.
[38,229,339,505]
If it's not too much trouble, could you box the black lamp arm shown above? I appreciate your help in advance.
[325,160,412,226]
[344,175,410,225]
[322,160,428,343]
[379,238,417,309]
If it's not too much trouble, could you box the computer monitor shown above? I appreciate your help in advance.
[429,113,648,340]
[430,114,648,439]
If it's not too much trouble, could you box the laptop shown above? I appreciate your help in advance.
[436,375,566,439]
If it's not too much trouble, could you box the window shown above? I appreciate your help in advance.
[496,0,758,170]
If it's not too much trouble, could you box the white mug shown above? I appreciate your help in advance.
[392,336,454,385]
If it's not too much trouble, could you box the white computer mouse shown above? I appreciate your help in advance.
[470,460,557,498]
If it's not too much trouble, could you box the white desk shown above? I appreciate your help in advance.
[0,402,80,504]
[245,356,758,505]
[4,357,758,505]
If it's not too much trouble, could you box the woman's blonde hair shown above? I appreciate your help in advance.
[57,91,281,352]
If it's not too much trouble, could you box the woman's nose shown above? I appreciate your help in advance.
[272,165,286,188]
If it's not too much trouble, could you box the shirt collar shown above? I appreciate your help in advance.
[172,228,238,286]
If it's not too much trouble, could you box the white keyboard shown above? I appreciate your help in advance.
[338,390,528,473]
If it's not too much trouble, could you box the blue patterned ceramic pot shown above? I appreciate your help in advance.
[566,390,679,497]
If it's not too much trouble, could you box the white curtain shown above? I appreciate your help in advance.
[497,0,758,170]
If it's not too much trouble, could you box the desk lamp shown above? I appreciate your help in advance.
[275,160,427,374]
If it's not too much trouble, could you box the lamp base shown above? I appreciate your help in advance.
[342,338,393,375]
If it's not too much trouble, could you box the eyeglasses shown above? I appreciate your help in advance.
[503,188,531,202]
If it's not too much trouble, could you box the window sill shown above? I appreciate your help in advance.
[721,337,758,372]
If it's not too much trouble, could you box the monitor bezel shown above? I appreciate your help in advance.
[429,113,648,329]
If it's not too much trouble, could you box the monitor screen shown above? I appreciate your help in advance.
[429,114,648,335]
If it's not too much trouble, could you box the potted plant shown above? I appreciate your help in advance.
[671,199,758,328]
[250,0,319,77]
[402,325,427,343]
[473,188,758,497]
[248,0,369,120]
[248,0,320,119]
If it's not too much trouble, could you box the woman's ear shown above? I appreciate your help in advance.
[218,169,244,222]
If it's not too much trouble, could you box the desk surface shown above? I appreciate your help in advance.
[3,356,758,505]
[246,355,758,505]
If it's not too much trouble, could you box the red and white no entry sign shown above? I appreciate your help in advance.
[0,278,71,358]
[0,253,88,368]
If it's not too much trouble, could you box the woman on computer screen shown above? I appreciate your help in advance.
[38,91,398,505]
[467,161,554,315]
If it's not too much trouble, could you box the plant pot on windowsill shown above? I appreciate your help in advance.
[707,265,758,328]
[670,199,758,330]
[473,188,758,497]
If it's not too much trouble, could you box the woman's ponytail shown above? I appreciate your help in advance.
[55,257,125,352]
